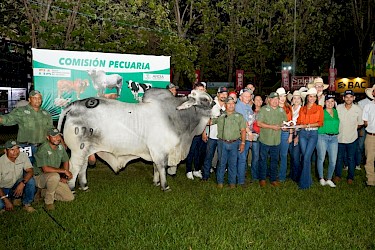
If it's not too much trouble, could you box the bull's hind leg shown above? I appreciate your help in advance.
[153,161,170,192]
[68,152,90,192]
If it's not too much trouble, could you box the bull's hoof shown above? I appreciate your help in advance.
[162,186,171,192]
[79,186,89,192]
[154,182,161,187]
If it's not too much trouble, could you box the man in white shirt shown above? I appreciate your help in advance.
[334,90,363,184]
[202,86,228,180]
[363,85,375,186]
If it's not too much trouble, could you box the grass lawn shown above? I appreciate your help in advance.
[1,160,375,249]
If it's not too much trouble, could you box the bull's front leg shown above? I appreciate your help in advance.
[69,153,89,193]
[153,162,170,192]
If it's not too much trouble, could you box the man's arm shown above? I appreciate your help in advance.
[13,167,34,197]
[257,121,280,131]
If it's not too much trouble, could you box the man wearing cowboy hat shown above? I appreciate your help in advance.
[307,77,329,106]
[362,85,375,186]
[356,85,375,170]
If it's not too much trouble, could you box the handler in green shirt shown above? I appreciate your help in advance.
[0,90,53,163]
[34,128,74,211]
[213,96,247,188]
[257,92,287,187]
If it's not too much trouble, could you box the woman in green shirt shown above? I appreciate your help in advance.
[316,94,340,188]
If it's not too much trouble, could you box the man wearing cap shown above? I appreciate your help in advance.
[213,96,246,188]
[202,86,228,181]
[362,85,375,186]
[257,92,287,187]
[166,83,179,96]
[334,90,363,184]
[34,128,74,210]
[235,88,253,185]
[0,90,53,163]
[0,140,36,213]
[307,77,328,106]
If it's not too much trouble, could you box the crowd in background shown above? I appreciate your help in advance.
[182,80,375,190]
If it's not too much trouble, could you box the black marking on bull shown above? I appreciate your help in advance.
[89,128,94,136]
[82,127,87,136]
[75,127,79,135]
[80,143,85,149]
[85,98,99,109]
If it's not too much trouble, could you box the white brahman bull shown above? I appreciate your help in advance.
[58,88,213,191]
[87,69,123,97]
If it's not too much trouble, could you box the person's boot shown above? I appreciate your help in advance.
[45,203,55,211]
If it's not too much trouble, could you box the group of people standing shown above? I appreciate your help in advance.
[184,79,375,190]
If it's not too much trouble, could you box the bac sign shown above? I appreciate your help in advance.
[335,77,369,93]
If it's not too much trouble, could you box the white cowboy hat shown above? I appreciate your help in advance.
[365,85,375,100]
[276,87,287,96]
[287,87,308,102]
[307,77,329,90]
[301,87,318,99]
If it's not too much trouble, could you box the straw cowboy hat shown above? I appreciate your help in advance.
[365,85,375,100]
[287,87,308,102]
[307,77,329,90]
[301,87,318,99]
[276,87,287,96]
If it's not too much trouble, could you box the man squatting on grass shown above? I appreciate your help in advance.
[34,128,74,211]
[0,140,36,213]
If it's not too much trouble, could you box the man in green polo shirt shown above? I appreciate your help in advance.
[257,92,287,187]
[34,128,74,211]
[214,96,247,188]
[0,90,53,164]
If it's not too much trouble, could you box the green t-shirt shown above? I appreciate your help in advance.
[318,109,340,134]
[257,105,287,146]
[215,112,246,141]
[34,142,69,175]
[0,104,53,144]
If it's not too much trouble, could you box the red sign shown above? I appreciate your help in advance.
[291,76,314,90]
[329,68,337,91]
[236,70,244,91]
[194,70,201,86]
[281,70,290,91]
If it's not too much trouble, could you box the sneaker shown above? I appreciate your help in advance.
[229,184,236,189]
[13,199,22,207]
[343,166,348,171]
[333,176,341,183]
[186,172,194,180]
[355,165,361,170]
[192,170,202,179]
[325,180,336,188]
[259,180,266,187]
[23,205,36,213]
[79,185,89,191]
[217,184,223,189]
[347,179,353,185]
[271,181,280,187]
[0,209,5,214]
[45,203,55,211]
[319,179,326,186]
[210,168,214,173]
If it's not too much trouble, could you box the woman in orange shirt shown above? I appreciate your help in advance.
[297,88,324,189]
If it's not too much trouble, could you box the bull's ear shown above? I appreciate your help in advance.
[177,98,197,110]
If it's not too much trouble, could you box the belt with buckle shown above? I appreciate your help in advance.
[304,128,318,131]
[367,132,375,136]
[325,133,338,136]
[219,139,239,143]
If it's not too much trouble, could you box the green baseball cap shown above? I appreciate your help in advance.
[48,128,62,136]
[269,92,279,98]
[4,140,20,149]
[29,90,42,97]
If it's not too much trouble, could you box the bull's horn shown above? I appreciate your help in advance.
[176,98,197,110]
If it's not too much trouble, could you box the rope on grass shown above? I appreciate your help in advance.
[42,207,70,232]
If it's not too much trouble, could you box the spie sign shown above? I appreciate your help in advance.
[291,76,314,90]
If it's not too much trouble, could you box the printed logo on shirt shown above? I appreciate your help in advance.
[42,111,49,115]
[265,108,270,112]
[24,110,30,114]
[47,151,52,155]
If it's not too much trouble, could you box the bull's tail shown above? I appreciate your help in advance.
[57,103,75,135]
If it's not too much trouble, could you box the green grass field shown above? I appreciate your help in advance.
[1,160,375,249]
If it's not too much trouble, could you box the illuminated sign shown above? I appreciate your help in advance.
[335,77,369,93]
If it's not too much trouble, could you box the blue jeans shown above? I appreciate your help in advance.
[217,140,239,184]
[355,128,366,166]
[279,131,291,181]
[202,138,218,180]
[0,177,36,209]
[336,140,358,180]
[237,141,251,185]
[251,141,260,180]
[298,130,318,189]
[289,137,301,182]
[259,142,280,182]
[316,134,338,180]
[186,135,204,173]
